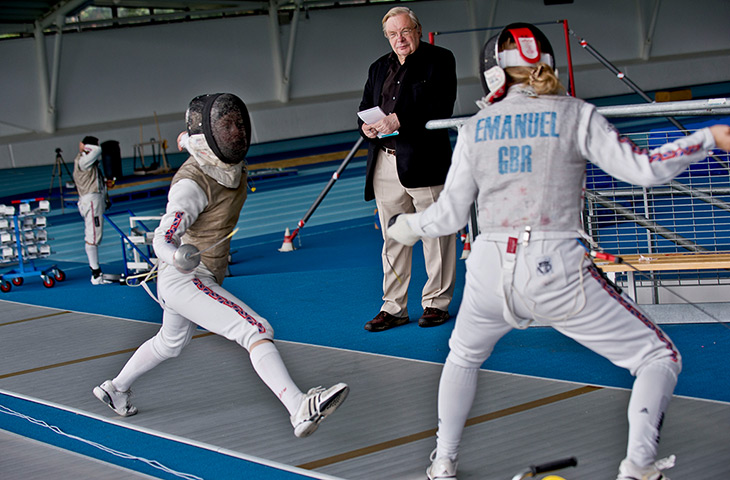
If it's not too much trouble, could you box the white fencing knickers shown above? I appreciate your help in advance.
[152,263,274,359]
[437,234,681,466]
[77,192,105,246]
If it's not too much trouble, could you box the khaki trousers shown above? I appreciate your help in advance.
[373,149,456,318]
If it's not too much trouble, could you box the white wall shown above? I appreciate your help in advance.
[1,0,729,169]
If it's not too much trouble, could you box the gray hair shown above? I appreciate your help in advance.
[381,6,421,36]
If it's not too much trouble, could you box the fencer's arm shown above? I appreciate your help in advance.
[77,144,102,170]
[153,179,208,271]
[388,137,477,245]
[580,106,721,186]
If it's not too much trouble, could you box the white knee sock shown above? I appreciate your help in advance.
[436,356,479,460]
[85,244,100,271]
[250,341,303,415]
[113,338,165,392]
[626,362,678,467]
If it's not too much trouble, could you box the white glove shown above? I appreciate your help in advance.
[388,213,421,246]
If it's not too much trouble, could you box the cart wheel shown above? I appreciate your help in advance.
[12,277,24,286]
[42,275,55,288]
[0,280,11,293]
[54,269,66,282]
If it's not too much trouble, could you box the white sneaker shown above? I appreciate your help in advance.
[93,380,138,417]
[290,383,349,438]
[617,455,675,480]
[426,449,458,480]
[90,274,113,285]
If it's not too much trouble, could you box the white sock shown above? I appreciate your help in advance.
[112,338,165,392]
[436,356,479,461]
[626,362,677,466]
[249,341,303,415]
[85,244,100,271]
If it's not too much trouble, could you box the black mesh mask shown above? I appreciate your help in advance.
[186,93,252,165]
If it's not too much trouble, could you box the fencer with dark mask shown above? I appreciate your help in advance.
[93,94,349,438]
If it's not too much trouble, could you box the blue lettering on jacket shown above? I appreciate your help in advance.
[475,111,559,143]
[498,145,532,174]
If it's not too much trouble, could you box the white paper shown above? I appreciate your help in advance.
[358,106,398,138]
[358,106,386,124]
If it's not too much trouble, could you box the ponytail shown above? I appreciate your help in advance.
[504,63,566,96]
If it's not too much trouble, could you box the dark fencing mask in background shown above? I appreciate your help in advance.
[186,93,252,165]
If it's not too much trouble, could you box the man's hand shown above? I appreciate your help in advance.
[362,123,379,139]
[372,113,400,136]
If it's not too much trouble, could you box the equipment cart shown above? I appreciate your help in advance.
[0,198,65,292]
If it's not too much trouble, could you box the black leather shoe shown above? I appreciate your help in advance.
[418,307,450,327]
[364,311,409,332]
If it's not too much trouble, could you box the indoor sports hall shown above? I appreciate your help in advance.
[1,1,730,479]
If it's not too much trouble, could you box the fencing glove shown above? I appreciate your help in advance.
[388,214,420,246]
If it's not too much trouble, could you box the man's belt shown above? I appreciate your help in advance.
[381,146,396,155]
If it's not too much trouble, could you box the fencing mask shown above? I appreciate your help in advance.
[186,93,251,165]
[480,23,555,103]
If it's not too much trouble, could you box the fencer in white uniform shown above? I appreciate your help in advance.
[72,136,110,284]
[93,93,348,438]
[388,23,730,480]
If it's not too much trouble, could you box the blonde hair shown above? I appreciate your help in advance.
[381,7,421,36]
[500,37,565,95]
[504,64,565,96]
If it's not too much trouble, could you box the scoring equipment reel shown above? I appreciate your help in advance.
[480,23,556,104]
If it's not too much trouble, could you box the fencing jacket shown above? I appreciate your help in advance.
[408,85,716,238]
[154,140,247,284]
[72,145,104,196]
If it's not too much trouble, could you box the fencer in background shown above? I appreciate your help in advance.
[388,23,730,480]
[92,93,349,438]
[72,135,111,285]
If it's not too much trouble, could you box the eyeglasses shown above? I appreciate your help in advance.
[386,27,416,40]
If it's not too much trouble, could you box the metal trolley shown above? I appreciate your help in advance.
[0,198,65,292]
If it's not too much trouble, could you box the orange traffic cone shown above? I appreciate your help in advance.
[278,228,295,252]
[460,236,471,260]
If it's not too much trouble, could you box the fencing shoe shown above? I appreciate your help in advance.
[290,383,349,438]
[90,274,113,285]
[616,455,675,480]
[426,449,458,479]
[93,380,138,417]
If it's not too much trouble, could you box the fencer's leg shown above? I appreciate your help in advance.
[435,352,480,461]
[112,337,166,392]
[249,339,303,415]
[113,308,196,391]
[625,361,678,467]
[552,261,682,471]
[85,243,100,270]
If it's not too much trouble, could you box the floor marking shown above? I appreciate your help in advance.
[296,385,601,470]
[0,332,214,380]
[0,311,70,327]
[250,149,367,171]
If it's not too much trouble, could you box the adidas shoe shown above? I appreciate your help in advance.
[426,449,458,480]
[93,380,138,417]
[90,274,113,285]
[616,455,675,480]
[290,383,349,438]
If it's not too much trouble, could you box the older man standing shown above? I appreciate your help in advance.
[358,6,457,332]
